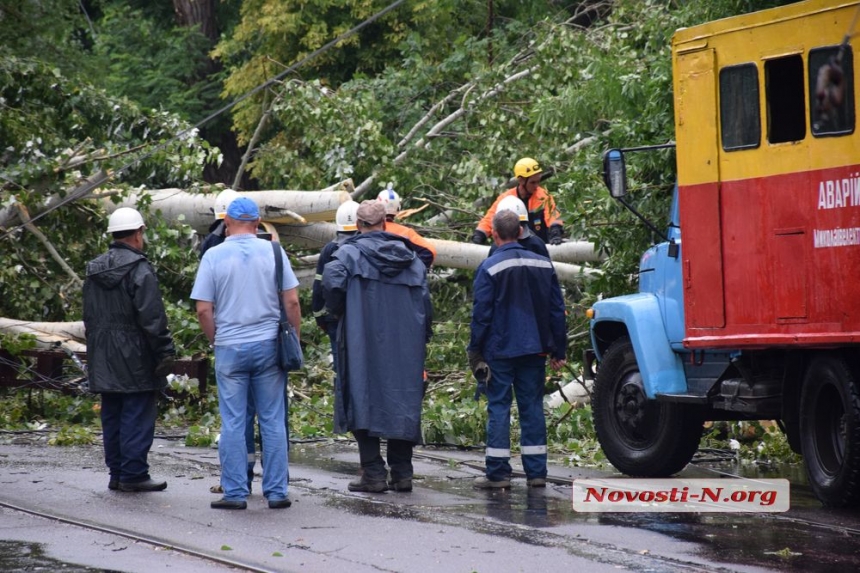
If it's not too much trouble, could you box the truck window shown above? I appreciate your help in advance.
[809,45,854,136]
[719,63,760,151]
[765,55,806,143]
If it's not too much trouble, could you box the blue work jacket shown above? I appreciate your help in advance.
[469,242,566,361]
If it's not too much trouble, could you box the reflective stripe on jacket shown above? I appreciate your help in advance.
[468,242,566,361]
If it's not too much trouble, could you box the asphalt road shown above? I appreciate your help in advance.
[1,437,859,573]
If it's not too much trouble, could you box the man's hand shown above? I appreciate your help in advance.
[550,358,566,371]
[471,229,488,245]
[548,225,563,245]
[467,350,491,399]
[154,356,175,378]
[467,350,491,381]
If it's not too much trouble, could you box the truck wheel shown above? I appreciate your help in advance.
[593,336,703,476]
[800,354,860,507]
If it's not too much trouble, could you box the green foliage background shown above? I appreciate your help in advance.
[0,0,796,462]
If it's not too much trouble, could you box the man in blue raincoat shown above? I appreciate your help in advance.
[322,200,432,493]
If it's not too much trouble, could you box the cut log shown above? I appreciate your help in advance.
[0,318,86,351]
[102,179,355,233]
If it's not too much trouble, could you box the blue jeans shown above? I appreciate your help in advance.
[245,382,291,476]
[215,339,288,501]
[485,355,548,481]
[100,390,158,483]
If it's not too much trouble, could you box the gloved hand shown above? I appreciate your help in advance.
[467,350,491,400]
[471,229,488,245]
[548,225,563,245]
[154,356,175,378]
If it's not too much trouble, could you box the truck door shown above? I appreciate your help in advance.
[674,47,726,330]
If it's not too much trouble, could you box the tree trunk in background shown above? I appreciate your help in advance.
[172,0,218,42]
[171,0,251,188]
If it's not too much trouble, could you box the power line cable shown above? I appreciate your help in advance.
[1,0,407,241]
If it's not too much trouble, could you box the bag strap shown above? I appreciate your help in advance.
[271,241,288,323]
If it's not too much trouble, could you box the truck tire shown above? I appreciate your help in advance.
[593,336,703,476]
[799,354,860,507]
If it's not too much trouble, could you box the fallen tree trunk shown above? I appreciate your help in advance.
[104,179,355,233]
[0,318,86,351]
[94,182,602,284]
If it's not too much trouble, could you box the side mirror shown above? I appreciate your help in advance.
[602,149,628,198]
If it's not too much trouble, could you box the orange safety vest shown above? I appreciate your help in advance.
[385,221,437,266]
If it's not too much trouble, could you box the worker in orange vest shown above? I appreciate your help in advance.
[376,187,436,268]
[472,157,564,246]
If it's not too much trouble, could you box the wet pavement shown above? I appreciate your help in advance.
[1,437,859,572]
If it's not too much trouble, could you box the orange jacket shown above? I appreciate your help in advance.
[477,187,562,242]
[385,221,436,267]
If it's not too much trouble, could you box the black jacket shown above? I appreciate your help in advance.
[311,232,356,328]
[83,242,175,393]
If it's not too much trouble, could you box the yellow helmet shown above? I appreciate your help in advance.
[514,157,542,179]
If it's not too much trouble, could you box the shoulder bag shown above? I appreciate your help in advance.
[272,241,303,371]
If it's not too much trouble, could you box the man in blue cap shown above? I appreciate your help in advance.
[191,197,301,510]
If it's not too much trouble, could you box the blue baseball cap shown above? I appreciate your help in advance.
[226,197,260,220]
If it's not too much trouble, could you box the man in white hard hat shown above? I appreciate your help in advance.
[487,195,550,258]
[83,207,176,492]
[199,189,263,496]
[468,209,566,490]
[198,189,240,258]
[312,201,359,359]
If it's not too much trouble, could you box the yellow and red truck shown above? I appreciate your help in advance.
[589,0,860,506]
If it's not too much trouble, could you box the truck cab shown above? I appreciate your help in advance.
[588,0,860,507]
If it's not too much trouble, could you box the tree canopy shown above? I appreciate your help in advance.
[1,0,793,368]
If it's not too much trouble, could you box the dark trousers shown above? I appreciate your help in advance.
[100,390,158,483]
[353,429,414,482]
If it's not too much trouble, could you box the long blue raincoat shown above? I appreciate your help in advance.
[322,232,432,443]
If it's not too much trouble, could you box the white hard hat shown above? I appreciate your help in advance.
[214,189,241,219]
[497,195,528,222]
[376,187,401,216]
[335,200,360,232]
[107,207,145,233]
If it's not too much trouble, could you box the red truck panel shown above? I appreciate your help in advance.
[681,166,860,348]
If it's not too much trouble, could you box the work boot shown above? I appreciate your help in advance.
[526,477,547,488]
[473,476,511,489]
[268,498,292,509]
[348,475,388,493]
[211,498,247,510]
[388,478,413,492]
[119,478,167,492]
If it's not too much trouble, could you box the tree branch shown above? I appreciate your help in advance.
[15,203,83,287]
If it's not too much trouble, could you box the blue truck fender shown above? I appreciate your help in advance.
[590,292,687,398]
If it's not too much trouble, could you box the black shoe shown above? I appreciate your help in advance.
[211,498,247,510]
[268,498,292,509]
[119,478,167,492]
[348,476,387,493]
[108,479,119,491]
[388,478,413,492]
